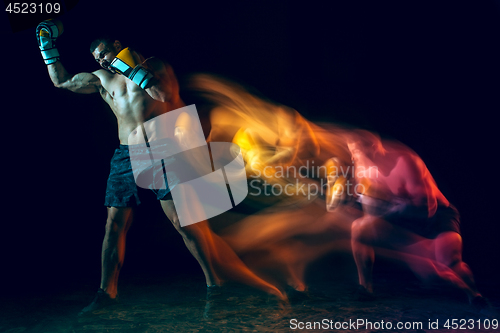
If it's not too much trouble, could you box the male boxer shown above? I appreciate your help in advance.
[36,20,284,315]
[347,130,487,308]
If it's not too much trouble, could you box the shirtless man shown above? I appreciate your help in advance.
[37,20,286,315]
[36,20,225,314]
[347,130,487,307]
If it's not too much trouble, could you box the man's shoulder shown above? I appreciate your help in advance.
[92,69,114,81]
[90,69,118,97]
[92,69,123,93]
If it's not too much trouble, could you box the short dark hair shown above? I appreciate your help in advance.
[90,37,115,53]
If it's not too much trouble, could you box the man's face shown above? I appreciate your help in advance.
[92,42,120,73]
[347,142,365,164]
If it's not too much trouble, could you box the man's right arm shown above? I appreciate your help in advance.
[37,19,102,94]
[48,61,102,94]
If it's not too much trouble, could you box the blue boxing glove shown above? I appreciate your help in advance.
[109,47,154,89]
[36,19,63,65]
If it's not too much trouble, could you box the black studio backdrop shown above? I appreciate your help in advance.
[2,0,499,295]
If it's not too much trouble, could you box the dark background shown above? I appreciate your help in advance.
[1,0,499,296]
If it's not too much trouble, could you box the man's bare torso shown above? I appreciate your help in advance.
[94,67,184,145]
[356,142,448,208]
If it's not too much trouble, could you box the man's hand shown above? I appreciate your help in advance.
[36,19,63,65]
[109,47,153,89]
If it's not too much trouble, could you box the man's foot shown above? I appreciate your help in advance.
[203,285,224,320]
[206,285,223,300]
[285,285,310,303]
[354,285,376,301]
[78,288,118,316]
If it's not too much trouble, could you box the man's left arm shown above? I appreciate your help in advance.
[108,48,178,103]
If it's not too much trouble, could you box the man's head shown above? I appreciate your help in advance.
[347,130,385,163]
[90,37,123,72]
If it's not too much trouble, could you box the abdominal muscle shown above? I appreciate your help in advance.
[106,78,185,145]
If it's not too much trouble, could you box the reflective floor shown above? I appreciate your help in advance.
[1,268,498,333]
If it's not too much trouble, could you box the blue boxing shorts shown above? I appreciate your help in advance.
[104,142,177,207]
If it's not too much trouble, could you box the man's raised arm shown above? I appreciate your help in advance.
[48,62,101,94]
[37,19,101,94]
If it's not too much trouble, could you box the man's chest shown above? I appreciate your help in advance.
[104,75,143,99]
[100,75,150,113]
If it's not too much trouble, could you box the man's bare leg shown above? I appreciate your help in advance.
[100,207,134,298]
[354,227,488,307]
[434,232,482,302]
[351,215,376,294]
[79,207,133,315]
[160,200,220,287]
[161,200,286,299]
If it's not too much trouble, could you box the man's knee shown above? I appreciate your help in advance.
[160,200,204,242]
[161,199,197,233]
[105,207,132,234]
[170,214,183,232]
[435,231,463,267]
[351,215,378,242]
[161,200,180,226]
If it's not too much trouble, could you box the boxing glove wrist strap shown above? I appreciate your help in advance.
[40,48,60,65]
[36,20,63,65]
[129,65,154,89]
[110,57,154,89]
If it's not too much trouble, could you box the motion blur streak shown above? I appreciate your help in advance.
[182,220,285,299]
[183,74,473,297]
[188,74,356,292]
[347,130,477,298]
